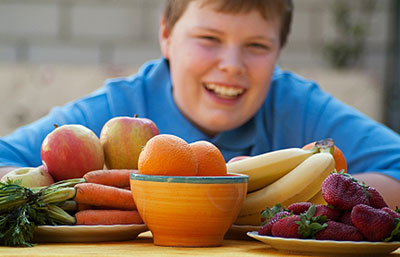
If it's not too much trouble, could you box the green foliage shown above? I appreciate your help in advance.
[323,0,376,69]
[0,179,81,247]
[260,203,287,226]
[296,205,327,239]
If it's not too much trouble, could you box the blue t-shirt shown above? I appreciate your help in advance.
[1,58,400,180]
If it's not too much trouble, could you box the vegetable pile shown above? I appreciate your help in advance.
[0,169,143,247]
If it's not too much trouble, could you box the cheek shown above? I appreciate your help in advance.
[247,54,277,85]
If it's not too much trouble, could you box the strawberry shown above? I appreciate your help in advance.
[271,215,303,238]
[287,202,312,215]
[258,211,291,236]
[272,205,327,239]
[351,204,394,241]
[315,221,364,241]
[339,211,353,226]
[260,203,286,225]
[314,205,342,221]
[366,186,388,209]
[381,207,400,219]
[321,172,369,210]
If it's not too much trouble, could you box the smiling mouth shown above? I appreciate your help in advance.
[204,83,245,99]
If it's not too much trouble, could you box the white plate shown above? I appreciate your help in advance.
[34,224,148,243]
[247,231,400,255]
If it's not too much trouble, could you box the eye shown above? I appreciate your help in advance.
[198,35,220,42]
[248,43,269,50]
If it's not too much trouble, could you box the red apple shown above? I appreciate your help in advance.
[100,115,159,169]
[41,124,105,181]
[227,155,250,163]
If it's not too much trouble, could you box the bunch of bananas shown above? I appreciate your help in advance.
[228,147,335,226]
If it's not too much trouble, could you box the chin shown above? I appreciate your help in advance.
[200,117,244,135]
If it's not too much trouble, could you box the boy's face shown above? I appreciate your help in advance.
[160,1,281,136]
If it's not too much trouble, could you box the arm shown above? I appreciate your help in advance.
[0,89,112,169]
[353,172,400,209]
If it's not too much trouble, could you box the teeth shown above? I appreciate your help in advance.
[205,83,244,98]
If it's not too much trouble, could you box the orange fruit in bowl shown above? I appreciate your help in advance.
[138,134,198,176]
[189,141,227,176]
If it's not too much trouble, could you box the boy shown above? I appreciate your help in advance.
[1,0,399,208]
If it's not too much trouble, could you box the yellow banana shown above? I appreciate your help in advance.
[238,152,335,217]
[227,148,316,192]
[234,190,328,226]
[234,212,261,226]
[308,190,327,205]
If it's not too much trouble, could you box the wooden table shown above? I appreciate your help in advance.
[1,231,400,257]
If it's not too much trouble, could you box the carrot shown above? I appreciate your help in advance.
[83,169,136,188]
[74,183,136,210]
[75,209,143,225]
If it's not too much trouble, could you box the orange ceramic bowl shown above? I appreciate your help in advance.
[130,173,248,247]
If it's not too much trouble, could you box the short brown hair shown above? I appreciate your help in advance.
[163,0,293,47]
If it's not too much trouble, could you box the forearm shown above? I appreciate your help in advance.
[0,166,18,179]
[352,172,400,209]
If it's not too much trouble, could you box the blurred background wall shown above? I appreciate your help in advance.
[0,0,397,136]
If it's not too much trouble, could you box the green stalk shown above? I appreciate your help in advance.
[41,188,76,204]
[57,200,78,212]
[46,204,76,225]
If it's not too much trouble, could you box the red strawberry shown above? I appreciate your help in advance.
[351,204,394,241]
[315,205,342,221]
[381,207,400,219]
[339,211,353,226]
[260,203,286,225]
[288,202,312,215]
[271,205,328,239]
[271,215,302,238]
[258,211,291,236]
[367,187,388,209]
[315,221,364,241]
[321,173,369,210]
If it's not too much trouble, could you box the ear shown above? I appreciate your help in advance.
[159,16,171,60]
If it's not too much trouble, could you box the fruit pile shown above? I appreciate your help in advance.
[232,139,342,226]
[137,134,227,176]
[258,172,400,242]
[0,116,230,247]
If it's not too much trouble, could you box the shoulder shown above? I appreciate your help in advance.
[271,66,319,92]
[267,66,330,108]
[104,58,168,89]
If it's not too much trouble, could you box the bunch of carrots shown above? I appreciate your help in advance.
[0,169,142,247]
[58,169,143,226]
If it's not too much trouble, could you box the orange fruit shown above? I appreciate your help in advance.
[189,140,227,176]
[303,141,347,173]
[138,134,198,176]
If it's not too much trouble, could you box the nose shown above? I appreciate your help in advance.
[218,47,245,76]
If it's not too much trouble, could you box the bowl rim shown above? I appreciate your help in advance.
[130,172,248,184]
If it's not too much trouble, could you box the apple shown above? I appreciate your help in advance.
[41,124,105,181]
[1,165,55,187]
[100,115,159,169]
[227,155,251,163]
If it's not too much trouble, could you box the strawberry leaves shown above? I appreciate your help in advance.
[296,205,328,238]
[384,218,400,242]
[260,203,287,226]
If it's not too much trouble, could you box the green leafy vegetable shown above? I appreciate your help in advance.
[0,178,82,247]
